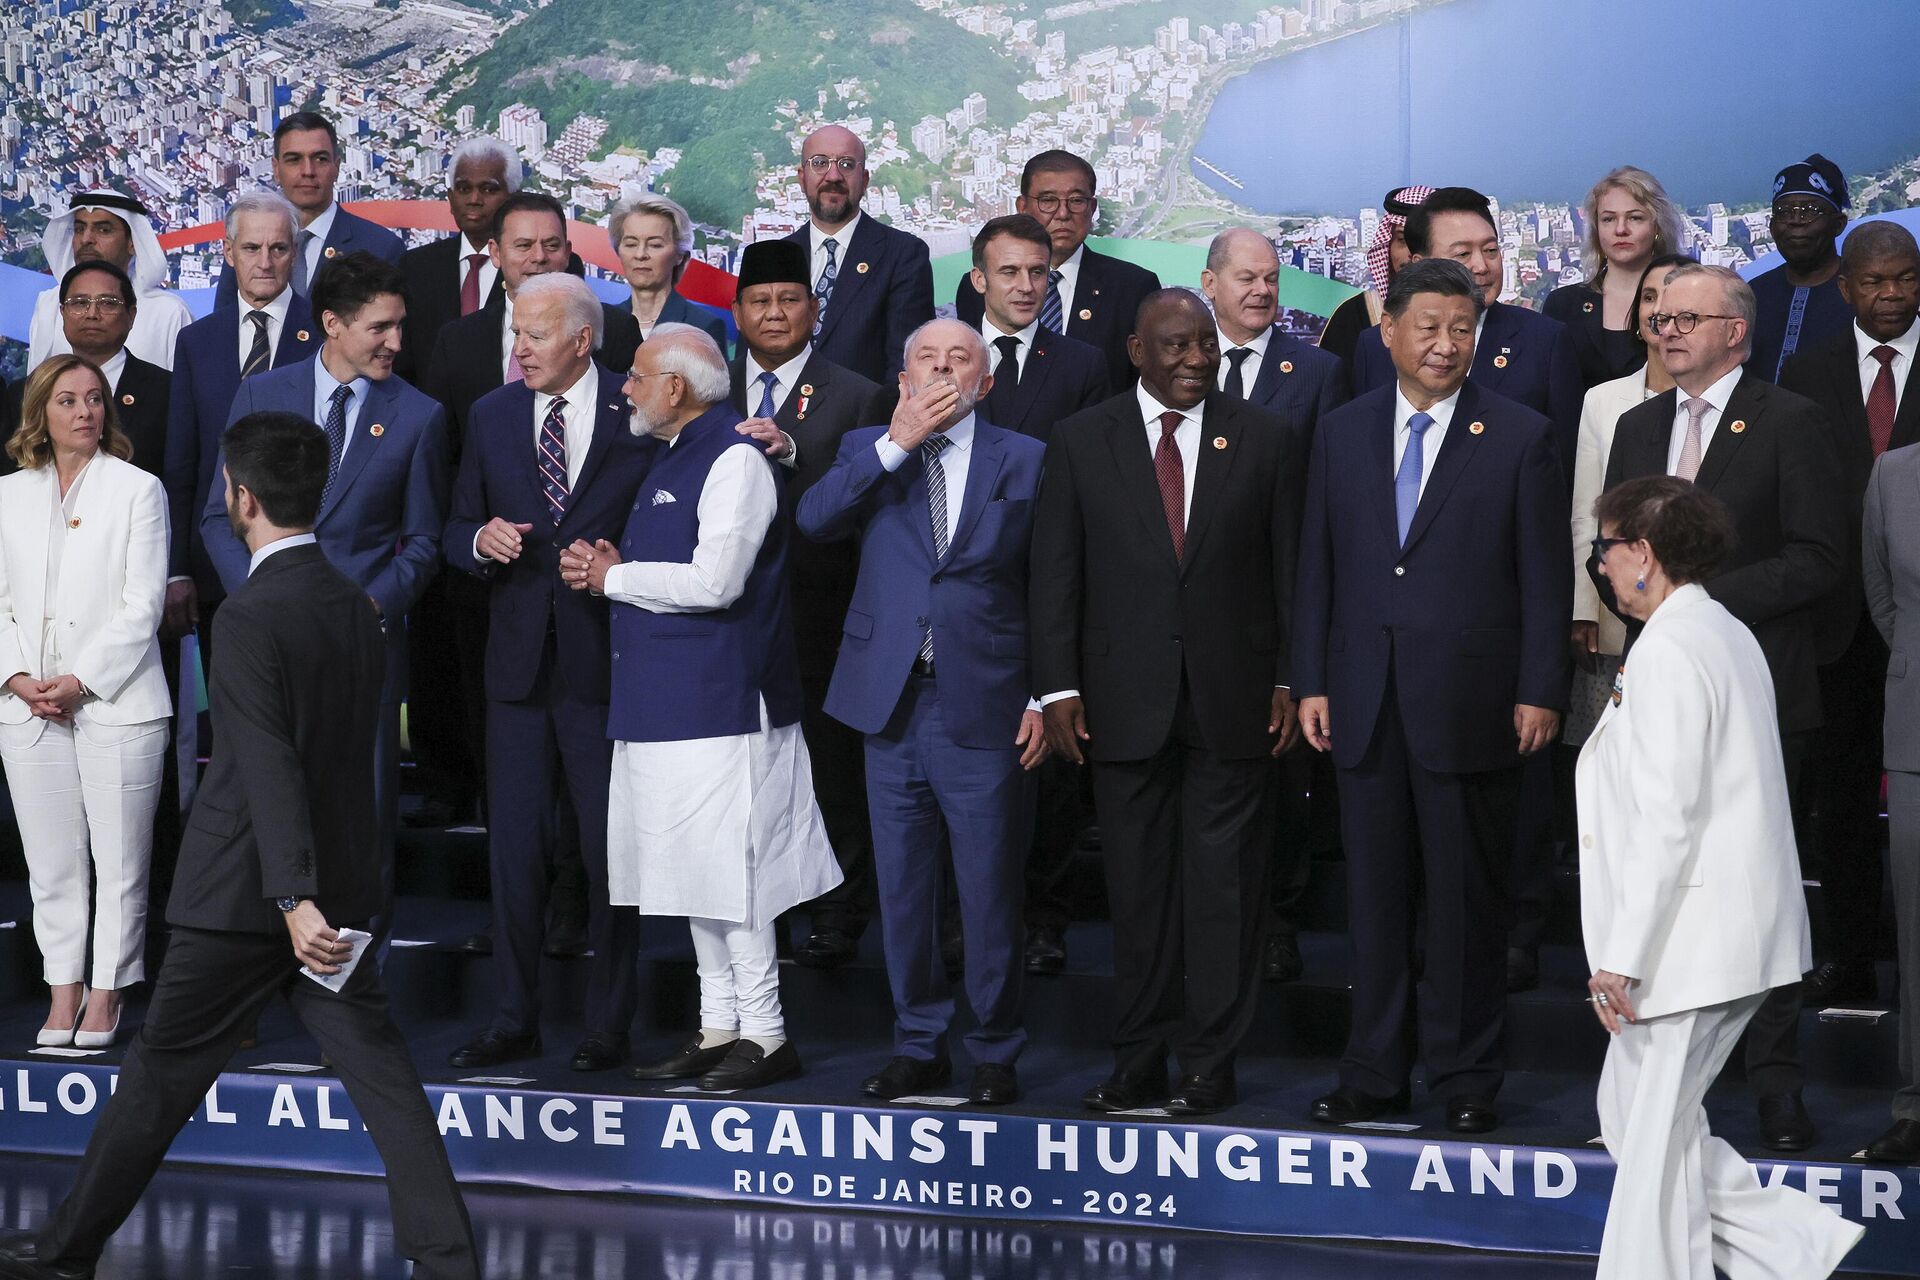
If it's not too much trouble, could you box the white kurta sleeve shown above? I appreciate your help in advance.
[603,444,776,614]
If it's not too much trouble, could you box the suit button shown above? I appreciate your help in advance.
[932,575,942,585]
[915,616,927,628]
[1394,566,1406,577]
[1582,835,1593,849]
[612,651,621,660]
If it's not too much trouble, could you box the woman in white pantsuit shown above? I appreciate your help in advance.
[0,355,170,1048]
[1578,474,1863,1279]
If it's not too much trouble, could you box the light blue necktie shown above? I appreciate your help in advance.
[1395,411,1434,546]
[755,370,779,420]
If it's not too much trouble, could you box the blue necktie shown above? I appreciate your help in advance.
[755,370,779,420]
[1039,269,1064,332]
[320,383,351,504]
[919,435,953,664]
[812,238,839,338]
[1395,411,1434,546]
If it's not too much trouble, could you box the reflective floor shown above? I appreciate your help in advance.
[0,1156,1601,1279]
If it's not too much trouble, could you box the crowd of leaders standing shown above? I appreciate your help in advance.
[0,108,1905,1276]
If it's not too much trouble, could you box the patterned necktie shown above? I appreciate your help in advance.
[1155,410,1186,560]
[812,238,839,338]
[320,383,351,503]
[1675,396,1709,482]
[292,228,315,297]
[755,370,779,420]
[1040,269,1064,333]
[993,335,1021,391]
[1869,345,1898,457]
[919,433,953,664]
[241,310,271,379]
[539,396,569,524]
[1395,411,1434,546]
[460,252,487,317]
[1223,347,1253,400]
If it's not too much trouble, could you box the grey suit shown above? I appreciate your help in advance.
[1865,441,1920,1118]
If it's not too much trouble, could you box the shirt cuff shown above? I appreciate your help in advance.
[777,433,800,469]
[166,575,192,586]
[1039,690,1080,707]
[875,437,910,471]
[472,529,489,563]
[1024,697,1042,714]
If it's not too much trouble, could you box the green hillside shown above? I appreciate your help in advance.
[454,0,1030,227]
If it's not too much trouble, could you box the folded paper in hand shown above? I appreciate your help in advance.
[301,927,373,992]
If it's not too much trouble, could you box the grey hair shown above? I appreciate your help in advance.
[451,136,524,192]
[1204,226,1278,274]
[903,318,992,393]
[1663,263,1756,357]
[645,322,731,403]
[1383,257,1485,318]
[514,272,603,349]
[607,195,696,283]
[224,190,299,243]
[1841,220,1920,277]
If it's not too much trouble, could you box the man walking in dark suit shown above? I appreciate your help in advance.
[1296,258,1569,1136]
[395,136,520,386]
[800,318,1049,1105]
[1030,289,1302,1117]
[782,125,934,384]
[0,412,478,1280]
[956,151,1159,396]
[1780,221,1920,1011]
[726,240,890,970]
[1603,262,1847,1151]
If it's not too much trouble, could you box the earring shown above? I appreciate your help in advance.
[1634,578,1646,592]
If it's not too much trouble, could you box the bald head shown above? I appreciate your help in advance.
[1202,228,1282,344]
[800,125,870,230]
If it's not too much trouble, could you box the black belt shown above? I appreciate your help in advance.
[910,656,936,678]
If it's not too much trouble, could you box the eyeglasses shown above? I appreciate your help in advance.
[1647,311,1738,335]
[1771,200,1833,225]
[1591,535,1634,560]
[803,156,861,174]
[59,295,127,315]
[1028,194,1093,214]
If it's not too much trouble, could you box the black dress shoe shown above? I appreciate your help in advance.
[1865,1118,1920,1163]
[795,928,858,970]
[569,1033,630,1072]
[1308,1085,1411,1125]
[1166,1072,1236,1116]
[1024,924,1066,976]
[0,1232,95,1279]
[446,1028,541,1069]
[630,1036,737,1081]
[543,925,588,959]
[1262,932,1303,984]
[862,1055,952,1100]
[1445,1097,1500,1134]
[1081,1072,1170,1113]
[1758,1093,1817,1152]
[461,931,493,955]
[1505,946,1539,994]
[700,1040,802,1091]
[969,1063,1019,1106]
[1804,958,1877,1005]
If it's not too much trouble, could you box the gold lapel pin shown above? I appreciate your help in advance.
[296,329,310,342]
[1469,421,1485,435]
[67,517,81,529]
[1730,419,1747,434]
[855,262,869,274]
[1279,360,1294,374]
[799,384,814,397]
[1582,301,1594,314]
[369,423,385,437]
[1211,436,1227,450]
[324,246,337,259]
[1078,308,1092,321]
[120,393,134,405]
[1492,355,1509,369]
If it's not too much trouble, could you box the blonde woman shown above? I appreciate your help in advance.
[1545,166,1688,388]
[607,194,729,353]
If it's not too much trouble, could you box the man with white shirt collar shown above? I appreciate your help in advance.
[972,214,1108,446]
[27,188,193,372]
[1602,261,1847,1153]
[396,136,520,386]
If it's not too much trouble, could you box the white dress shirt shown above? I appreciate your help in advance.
[603,440,776,612]
[1053,242,1086,323]
[1665,366,1744,476]
[1856,318,1920,411]
[456,235,497,311]
[982,317,1039,380]
[742,345,808,469]
[809,211,863,289]
[298,203,339,286]
[312,356,368,469]
[235,286,294,370]
[98,347,128,390]
[248,531,318,577]
[1216,323,1270,393]
[875,411,976,545]
[1392,386,1459,502]
[1136,383,1201,523]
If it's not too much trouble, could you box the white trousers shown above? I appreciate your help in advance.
[1596,993,1865,1280]
[0,716,167,989]
[688,917,783,1038]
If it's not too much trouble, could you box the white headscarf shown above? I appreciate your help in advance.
[42,190,170,294]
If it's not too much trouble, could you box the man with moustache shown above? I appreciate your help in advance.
[28,189,192,371]
[1297,258,1568,1135]
[726,240,890,972]
[1751,154,1856,383]
[397,136,522,385]
[782,125,934,383]
[1030,289,1302,1117]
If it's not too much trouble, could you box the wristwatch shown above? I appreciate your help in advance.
[276,896,302,913]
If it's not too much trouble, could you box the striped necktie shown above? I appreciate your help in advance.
[918,434,953,664]
[241,310,271,379]
[538,396,569,524]
[1040,269,1064,332]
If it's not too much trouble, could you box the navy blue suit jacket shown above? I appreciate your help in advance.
[798,420,1045,749]
[162,297,322,592]
[979,326,1109,443]
[444,366,657,706]
[1350,301,1582,482]
[1244,329,1349,447]
[214,206,405,308]
[615,289,731,357]
[784,215,934,383]
[957,245,1161,396]
[1293,381,1570,774]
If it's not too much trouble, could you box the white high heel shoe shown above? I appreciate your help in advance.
[36,993,86,1048]
[74,1000,121,1050]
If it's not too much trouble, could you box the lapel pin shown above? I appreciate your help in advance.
[296,329,310,342]
[1211,436,1227,450]
[120,393,134,405]
[1730,419,1747,434]
[1469,421,1485,435]
[369,423,385,438]
[799,384,814,397]
[1582,301,1594,314]
[67,517,81,529]
[1279,360,1294,374]
[324,246,337,259]
[1078,308,1092,321]
[856,262,869,274]
[1492,355,1509,369]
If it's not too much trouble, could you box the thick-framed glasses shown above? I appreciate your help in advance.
[1648,311,1737,335]
[1591,536,1633,560]
[1770,200,1833,225]
[803,156,861,174]
[59,295,127,315]
[1029,194,1093,214]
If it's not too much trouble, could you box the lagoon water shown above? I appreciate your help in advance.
[1193,0,1920,215]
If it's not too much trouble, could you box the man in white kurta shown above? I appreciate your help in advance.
[561,323,839,1092]
[29,190,193,372]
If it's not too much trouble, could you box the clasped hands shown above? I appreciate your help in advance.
[476,517,624,594]
[6,673,86,722]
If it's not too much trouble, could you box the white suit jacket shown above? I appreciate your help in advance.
[0,453,171,727]
[1574,583,1810,1019]
[1570,367,1650,656]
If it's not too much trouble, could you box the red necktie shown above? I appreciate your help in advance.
[1156,411,1186,560]
[1868,345,1898,457]
[459,252,486,316]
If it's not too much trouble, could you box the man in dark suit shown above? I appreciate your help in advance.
[201,252,451,896]
[781,125,933,384]
[799,318,1049,1105]
[1201,226,1350,985]
[48,261,169,475]
[441,274,654,1074]
[395,136,520,386]
[0,412,478,1280]
[1030,289,1302,1117]
[1781,221,1920,1010]
[726,240,889,970]
[1296,258,1569,1136]
[1604,262,1847,1151]
[956,150,1160,396]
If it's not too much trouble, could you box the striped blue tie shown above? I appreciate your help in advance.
[538,397,569,524]
[1039,269,1064,332]
[918,434,952,664]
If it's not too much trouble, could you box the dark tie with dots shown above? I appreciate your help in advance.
[320,384,351,503]
[241,310,271,380]
[1155,411,1185,560]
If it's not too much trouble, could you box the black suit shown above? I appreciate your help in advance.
[732,348,890,938]
[396,232,489,386]
[1030,390,1300,1082]
[32,543,478,1279]
[111,352,170,478]
[1603,371,1848,1098]
[1781,328,1920,972]
[958,245,1160,396]
[980,325,1109,442]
